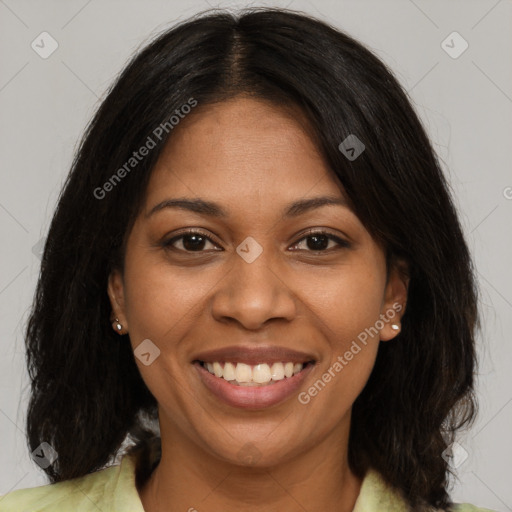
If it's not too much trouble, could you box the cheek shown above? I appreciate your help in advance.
[293,264,384,413]
[122,251,212,345]
[298,262,386,348]
[121,254,202,413]
[122,268,167,343]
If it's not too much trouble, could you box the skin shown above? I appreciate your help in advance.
[107,96,409,512]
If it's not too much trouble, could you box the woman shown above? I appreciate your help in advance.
[0,7,496,512]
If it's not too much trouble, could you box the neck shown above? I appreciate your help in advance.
[138,418,363,512]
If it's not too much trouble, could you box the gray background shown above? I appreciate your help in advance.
[0,0,511,509]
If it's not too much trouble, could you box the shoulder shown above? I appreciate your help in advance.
[0,466,116,511]
[354,468,498,512]
[450,504,498,512]
[0,451,144,512]
[353,468,409,511]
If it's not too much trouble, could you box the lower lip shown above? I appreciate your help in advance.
[193,361,314,410]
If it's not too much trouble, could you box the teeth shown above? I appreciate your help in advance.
[223,362,236,381]
[235,363,252,383]
[202,361,306,385]
[254,363,272,383]
[269,363,284,381]
[213,362,223,378]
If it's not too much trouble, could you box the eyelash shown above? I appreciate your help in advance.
[162,228,351,254]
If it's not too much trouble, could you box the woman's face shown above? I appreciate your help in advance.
[108,96,407,467]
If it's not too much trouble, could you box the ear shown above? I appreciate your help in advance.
[107,268,128,331]
[379,258,409,342]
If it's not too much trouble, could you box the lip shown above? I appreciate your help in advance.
[194,360,315,410]
[192,345,316,365]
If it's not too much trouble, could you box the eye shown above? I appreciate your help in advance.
[163,229,221,253]
[289,230,350,252]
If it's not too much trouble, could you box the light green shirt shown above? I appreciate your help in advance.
[0,448,497,512]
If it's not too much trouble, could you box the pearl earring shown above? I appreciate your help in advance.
[391,323,400,331]
[112,318,123,333]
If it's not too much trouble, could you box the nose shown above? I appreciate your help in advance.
[210,245,297,330]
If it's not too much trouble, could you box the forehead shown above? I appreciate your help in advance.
[144,97,346,207]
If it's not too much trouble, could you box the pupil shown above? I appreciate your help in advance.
[307,235,328,251]
[183,234,205,251]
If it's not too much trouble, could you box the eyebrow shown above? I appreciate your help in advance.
[145,195,349,219]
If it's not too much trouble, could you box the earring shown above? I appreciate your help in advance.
[391,323,400,331]
[112,317,124,334]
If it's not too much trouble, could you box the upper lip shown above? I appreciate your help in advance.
[193,345,316,365]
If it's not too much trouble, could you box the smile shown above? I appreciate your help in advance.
[193,360,316,409]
